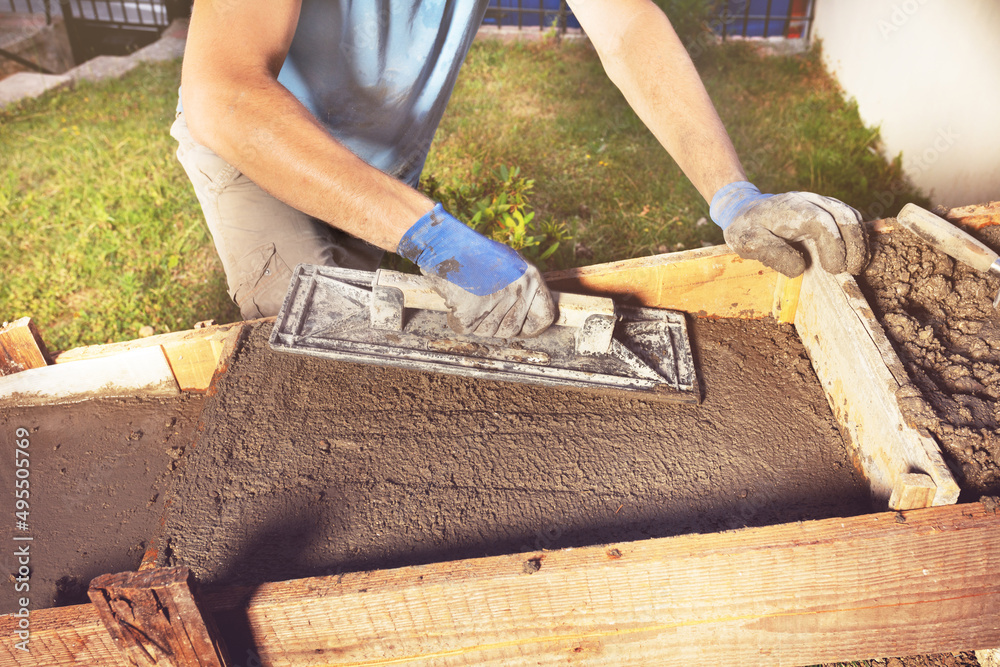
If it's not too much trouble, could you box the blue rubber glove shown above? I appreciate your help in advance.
[397,204,556,338]
[710,181,869,277]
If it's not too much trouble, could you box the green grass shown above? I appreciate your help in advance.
[423,38,927,268]
[0,39,926,352]
[0,60,238,352]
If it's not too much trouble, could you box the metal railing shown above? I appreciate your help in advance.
[60,0,168,30]
[1,0,55,72]
[56,0,181,63]
[2,0,190,66]
[717,0,814,40]
[483,0,579,33]
[1,0,52,22]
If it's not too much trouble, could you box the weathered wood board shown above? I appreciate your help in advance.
[0,345,180,407]
[0,317,51,376]
[545,245,800,323]
[795,264,961,507]
[88,567,230,667]
[4,503,998,666]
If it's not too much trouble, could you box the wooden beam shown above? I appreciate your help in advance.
[155,502,1000,666]
[544,246,795,320]
[0,317,51,376]
[0,345,180,406]
[0,602,126,666]
[978,648,1000,666]
[794,263,960,507]
[4,504,998,666]
[942,200,1000,230]
[88,567,230,667]
[889,472,938,511]
[52,322,244,392]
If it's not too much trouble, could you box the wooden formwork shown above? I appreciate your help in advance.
[2,236,998,666]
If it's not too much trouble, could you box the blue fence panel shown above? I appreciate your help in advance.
[484,0,580,30]
[717,0,812,39]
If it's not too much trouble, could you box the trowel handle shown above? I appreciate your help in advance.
[897,203,1000,273]
[373,270,616,329]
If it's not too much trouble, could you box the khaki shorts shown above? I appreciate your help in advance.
[170,112,384,319]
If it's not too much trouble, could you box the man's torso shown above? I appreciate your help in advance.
[279,0,490,185]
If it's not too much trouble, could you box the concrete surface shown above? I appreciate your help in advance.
[0,13,74,78]
[157,318,869,589]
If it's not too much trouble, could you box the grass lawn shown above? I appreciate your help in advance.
[0,37,926,352]
[0,61,239,352]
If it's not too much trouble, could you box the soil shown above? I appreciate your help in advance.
[0,394,206,613]
[157,318,870,589]
[859,224,1000,497]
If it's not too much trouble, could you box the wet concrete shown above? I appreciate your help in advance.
[860,224,1000,497]
[0,395,206,612]
[157,318,870,589]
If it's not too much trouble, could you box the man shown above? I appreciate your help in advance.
[173,0,868,338]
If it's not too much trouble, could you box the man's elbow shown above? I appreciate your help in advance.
[178,75,224,149]
[586,2,667,81]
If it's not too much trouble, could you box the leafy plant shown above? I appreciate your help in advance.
[421,164,572,270]
[653,0,722,42]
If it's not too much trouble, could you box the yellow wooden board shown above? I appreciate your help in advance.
[52,322,245,392]
[545,245,796,322]
[0,316,51,376]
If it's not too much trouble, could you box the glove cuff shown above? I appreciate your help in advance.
[710,181,770,230]
[397,203,527,296]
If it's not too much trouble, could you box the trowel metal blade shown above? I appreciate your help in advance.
[269,265,700,403]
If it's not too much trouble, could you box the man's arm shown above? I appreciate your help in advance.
[181,0,556,337]
[181,0,432,251]
[568,0,868,276]
[567,0,744,201]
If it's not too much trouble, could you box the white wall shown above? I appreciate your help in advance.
[812,0,1000,210]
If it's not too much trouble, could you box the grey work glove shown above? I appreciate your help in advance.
[710,181,869,277]
[422,264,556,338]
[397,203,557,338]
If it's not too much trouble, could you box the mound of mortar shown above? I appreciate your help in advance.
[860,223,1000,497]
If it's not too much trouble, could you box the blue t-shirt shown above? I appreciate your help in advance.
[278,0,489,186]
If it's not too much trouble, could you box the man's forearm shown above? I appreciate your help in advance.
[570,0,745,201]
[181,42,432,253]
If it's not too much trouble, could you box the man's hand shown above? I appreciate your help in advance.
[711,181,869,277]
[397,205,557,338]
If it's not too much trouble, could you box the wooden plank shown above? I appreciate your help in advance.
[942,200,1000,230]
[0,317,52,376]
[160,337,227,392]
[0,345,180,406]
[203,502,1000,665]
[544,246,785,319]
[5,503,998,667]
[0,602,127,666]
[88,568,230,667]
[889,472,938,511]
[53,321,244,392]
[794,263,960,507]
[771,273,802,324]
